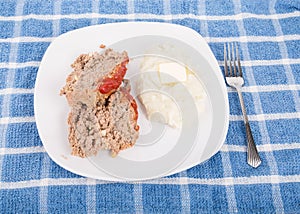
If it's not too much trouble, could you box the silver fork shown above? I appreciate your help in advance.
[224,43,262,168]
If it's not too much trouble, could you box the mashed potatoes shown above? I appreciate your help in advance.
[136,55,206,128]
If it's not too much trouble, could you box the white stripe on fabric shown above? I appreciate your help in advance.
[0,61,40,69]
[91,1,99,26]
[234,1,284,213]
[198,0,209,37]
[163,0,171,23]
[1,142,299,156]
[1,34,300,44]
[86,178,97,214]
[0,11,299,21]
[179,171,191,213]
[0,37,53,43]
[2,174,299,189]
[218,58,300,67]
[0,88,34,95]
[269,1,300,113]
[206,34,300,43]
[39,154,51,214]
[220,145,238,213]
[0,116,35,124]
[227,84,300,93]
[0,0,24,184]
[0,146,45,155]
[133,183,143,214]
[229,112,300,121]
[221,143,300,153]
[127,0,135,15]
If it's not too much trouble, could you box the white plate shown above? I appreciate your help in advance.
[34,22,229,181]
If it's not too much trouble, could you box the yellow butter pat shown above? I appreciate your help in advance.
[159,62,187,84]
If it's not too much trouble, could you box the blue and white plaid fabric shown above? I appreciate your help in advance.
[1,0,300,213]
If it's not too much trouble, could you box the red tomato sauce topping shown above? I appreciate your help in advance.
[98,59,139,131]
[120,87,139,131]
[98,59,129,94]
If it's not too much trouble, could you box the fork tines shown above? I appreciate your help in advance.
[224,43,243,77]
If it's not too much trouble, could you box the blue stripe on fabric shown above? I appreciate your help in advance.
[279,183,300,213]
[48,185,87,213]
[251,65,288,86]
[247,42,282,60]
[17,42,50,63]
[234,184,276,213]
[187,152,225,179]
[98,0,128,14]
[0,69,9,89]
[1,153,43,182]
[240,0,270,14]
[209,42,227,61]
[4,122,42,148]
[243,19,277,36]
[259,91,297,114]
[142,184,182,213]
[97,18,133,25]
[0,96,3,117]
[49,160,83,179]
[134,0,164,15]
[228,91,256,115]
[206,0,235,15]
[189,184,228,213]
[171,19,201,34]
[170,0,199,15]
[279,17,300,35]
[226,121,263,146]
[134,19,166,23]
[96,184,135,213]
[0,21,14,39]
[23,0,54,15]
[230,152,271,177]
[165,171,181,178]
[291,64,300,84]
[207,20,239,37]
[0,188,40,213]
[266,119,300,145]
[0,1,16,16]
[9,94,34,117]
[274,149,300,176]
[20,19,53,37]
[0,43,11,63]
[61,1,92,15]
[274,1,300,14]
[285,40,300,59]
[13,66,38,89]
[60,19,92,34]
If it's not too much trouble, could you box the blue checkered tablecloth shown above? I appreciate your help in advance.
[1,0,300,213]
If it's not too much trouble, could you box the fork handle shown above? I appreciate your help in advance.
[236,89,262,168]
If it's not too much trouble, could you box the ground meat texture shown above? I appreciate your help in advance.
[61,49,139,158]
[105,90,139,156]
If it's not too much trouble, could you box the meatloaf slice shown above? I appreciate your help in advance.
[60,48,129,107]
[61,49,139,158]
[99,87,139,157]
[67,85,139,158]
